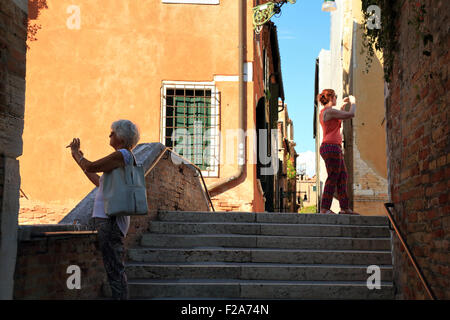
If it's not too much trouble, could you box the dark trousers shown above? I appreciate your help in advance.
[319,143,350,211]
[94,217,128,300]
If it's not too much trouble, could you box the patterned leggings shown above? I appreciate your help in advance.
[319,143,349,211]
[94,217,128,300]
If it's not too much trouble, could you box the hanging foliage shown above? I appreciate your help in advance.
[407,1,434,56]
[361,0,400,82]
[26,0,49,50]
[361,0,433,82]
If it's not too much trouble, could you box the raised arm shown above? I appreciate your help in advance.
[72,151,101,187]
[325,107,355,121]
[77,151,125,173]
[325,96,356,121]
[67,138,126,187]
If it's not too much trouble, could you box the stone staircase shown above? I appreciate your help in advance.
[126,211,395,299]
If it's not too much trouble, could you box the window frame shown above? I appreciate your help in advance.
[161,81,220,178]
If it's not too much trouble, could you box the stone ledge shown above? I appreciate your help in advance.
[18,223,96,241]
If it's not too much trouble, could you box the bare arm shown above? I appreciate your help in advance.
[75,151,126,174]
[67,138,126,186]
[325,97,356,121]
[72,152,101,187]
[327,104,356,120]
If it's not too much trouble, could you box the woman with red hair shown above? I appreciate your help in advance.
[318,89,359,215]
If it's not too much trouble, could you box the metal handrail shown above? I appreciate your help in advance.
[384,203,436,300]
[145,147,215,212]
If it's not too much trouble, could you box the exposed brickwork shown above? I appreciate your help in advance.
[125,152,210,248]
[14,235,104,299]
[352,143,389,216]
[211,196,253,212]
[19,200,73,225]
[386,0,449,299]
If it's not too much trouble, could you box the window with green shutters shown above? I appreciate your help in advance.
[162,83,220,177]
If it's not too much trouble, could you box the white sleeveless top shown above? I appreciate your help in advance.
[92,149,132,237]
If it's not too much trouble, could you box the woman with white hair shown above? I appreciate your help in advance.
[67,119,141,300]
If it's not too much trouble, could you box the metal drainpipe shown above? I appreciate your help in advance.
[208,0,246,197]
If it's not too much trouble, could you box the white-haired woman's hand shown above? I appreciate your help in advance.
[66,138,81,156]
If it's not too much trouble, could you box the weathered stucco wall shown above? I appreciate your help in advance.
[316,0,388,216]
[343,0,388,216]
[20,0,266,220]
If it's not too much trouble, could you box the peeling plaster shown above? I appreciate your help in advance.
[353,131,388,197]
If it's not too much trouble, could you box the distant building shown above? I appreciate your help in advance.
[277,101,298,212]
[297,174,317,210]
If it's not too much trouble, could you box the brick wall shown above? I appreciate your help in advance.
[14,233,104,299]
[13,148,211,299]
[211,196,253,212]
[386,0,449,299]
[19,200,74,225]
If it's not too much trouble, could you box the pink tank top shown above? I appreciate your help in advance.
[320,107,342,145]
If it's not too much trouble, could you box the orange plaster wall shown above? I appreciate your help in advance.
[20,0,264,216]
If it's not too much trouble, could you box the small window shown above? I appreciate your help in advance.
[162,82,220,177]
[313,186,317,192]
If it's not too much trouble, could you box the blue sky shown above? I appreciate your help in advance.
[272,1,330,154]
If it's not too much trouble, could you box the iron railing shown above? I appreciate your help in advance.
[384,203,436,300]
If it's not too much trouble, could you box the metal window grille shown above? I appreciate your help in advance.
[161,83,220,177]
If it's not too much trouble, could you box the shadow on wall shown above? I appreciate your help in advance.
[27,0,48,48]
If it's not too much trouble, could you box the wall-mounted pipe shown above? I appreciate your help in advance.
[208,0,246,197]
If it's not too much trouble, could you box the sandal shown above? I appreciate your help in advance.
[339,210,360,215]
[319,209,336,215]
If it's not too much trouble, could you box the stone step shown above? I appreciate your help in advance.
[140,233,392,251]
[128,279,394,299]
[125,262,393,281]
[127,247,392,265]
[148,221,391,238]
[158,211,389,226]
